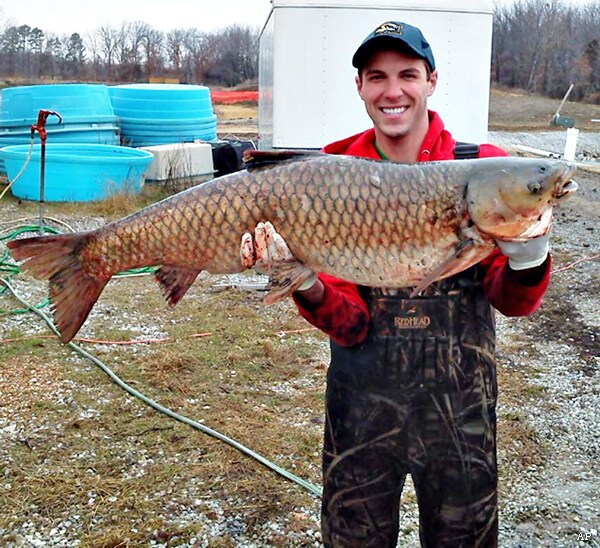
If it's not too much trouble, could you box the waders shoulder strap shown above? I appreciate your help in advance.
[453,142,480,160]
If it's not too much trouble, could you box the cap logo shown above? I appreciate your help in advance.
[374,22,403,36]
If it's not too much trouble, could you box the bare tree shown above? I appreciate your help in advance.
[182,29,209,83]
[84,30,103,80]
[165,29,186,72]
[492,0,600,102]
[142,28,165,79]
[112,21,149,80]
[96,25,119,80]
[204,24,258,86]
[578,2,600,101]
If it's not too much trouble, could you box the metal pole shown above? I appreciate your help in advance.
[554,83,574,118]
[30,110,61,236]
[39,136,46,235]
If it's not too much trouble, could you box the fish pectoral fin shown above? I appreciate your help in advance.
[409,239,477,298]
[243,149,325,170]
[155,265,201,305]
[262,262,316,305]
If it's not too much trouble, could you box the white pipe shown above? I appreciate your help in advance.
[563,128,580,161]
[514,145,560,158]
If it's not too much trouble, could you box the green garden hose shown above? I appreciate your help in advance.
[0,276,322,498]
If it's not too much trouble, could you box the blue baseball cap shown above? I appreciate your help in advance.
[352,21,436,72]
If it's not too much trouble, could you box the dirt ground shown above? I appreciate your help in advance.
[0,90,599,547]
[489,87,600,132]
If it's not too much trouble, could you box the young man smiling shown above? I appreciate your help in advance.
[244,21,553,547]
[355,49,436,162]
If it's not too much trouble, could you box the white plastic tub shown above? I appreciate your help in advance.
[140,142,214,181]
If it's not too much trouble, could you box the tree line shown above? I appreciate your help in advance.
[492,0,600,102]
[0,0,599,103]
[0,18,258,87]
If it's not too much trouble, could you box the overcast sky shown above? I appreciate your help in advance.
[0,0,273,35]
[0,0,595,36]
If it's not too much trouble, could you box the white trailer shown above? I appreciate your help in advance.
[259,0,494,149]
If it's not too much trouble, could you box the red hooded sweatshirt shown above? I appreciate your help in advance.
[294,111,551,347]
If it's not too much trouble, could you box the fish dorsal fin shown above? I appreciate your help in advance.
[243,149,324,170]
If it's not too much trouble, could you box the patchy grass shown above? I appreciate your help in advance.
[4,183,168,222]
[84,186,166,219]
[0,268,327,544]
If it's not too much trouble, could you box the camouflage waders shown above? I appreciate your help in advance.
[322,266,498,547]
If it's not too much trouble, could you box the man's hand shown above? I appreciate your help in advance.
[496,233,550,271]
[240,221,318,302]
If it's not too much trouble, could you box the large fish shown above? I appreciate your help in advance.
[7,150,576,343]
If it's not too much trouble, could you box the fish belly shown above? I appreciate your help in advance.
[88,156,474,286]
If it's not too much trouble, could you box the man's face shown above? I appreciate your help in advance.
[356,49,437,141]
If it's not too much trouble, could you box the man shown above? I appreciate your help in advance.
[243,21,551,547]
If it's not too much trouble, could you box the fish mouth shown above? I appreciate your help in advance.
[556,178,578,199]
[555,163,578,200]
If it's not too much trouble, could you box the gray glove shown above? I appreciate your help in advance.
[496,233,550,271]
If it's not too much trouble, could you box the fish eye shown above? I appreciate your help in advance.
[528,181,542,193]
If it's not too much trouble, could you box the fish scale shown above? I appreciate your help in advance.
[7,151,576,343]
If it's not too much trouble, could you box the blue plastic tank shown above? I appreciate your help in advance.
[0,143,153,202]
[0,84,120,174]
[109,84,217,146]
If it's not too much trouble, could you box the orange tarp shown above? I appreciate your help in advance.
[210,90,258,104]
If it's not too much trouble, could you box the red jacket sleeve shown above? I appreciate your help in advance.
[480,248,551,316]
[293,273,370,347]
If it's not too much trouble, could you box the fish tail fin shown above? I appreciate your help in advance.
[155,265,201,305]
[7,234,108,343]
[263,262,316,305]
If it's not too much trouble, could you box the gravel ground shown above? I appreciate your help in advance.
[0,138,599,547]
[489,130,600,161]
